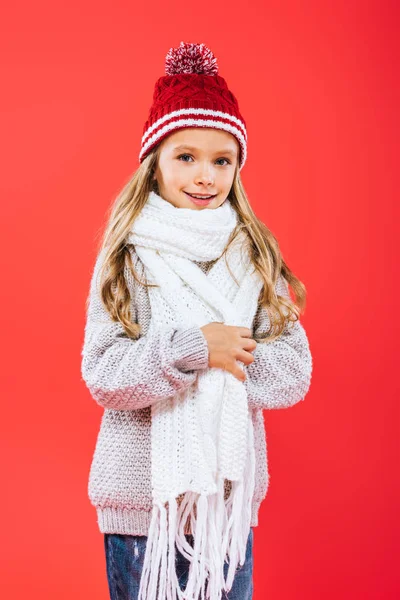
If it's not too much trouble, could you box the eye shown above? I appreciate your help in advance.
[177,154,231,166]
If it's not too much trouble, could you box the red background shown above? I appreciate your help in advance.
[1,1,398,598]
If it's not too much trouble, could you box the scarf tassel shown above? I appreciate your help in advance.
[138,459,255,600]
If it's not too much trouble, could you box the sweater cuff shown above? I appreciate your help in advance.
[171,326,210,372]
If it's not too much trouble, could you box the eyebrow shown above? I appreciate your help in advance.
[173,145,237,157]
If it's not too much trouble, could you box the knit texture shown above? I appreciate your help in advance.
[81,245,313,539]
[125,192,268,598]
[139,42,248,169]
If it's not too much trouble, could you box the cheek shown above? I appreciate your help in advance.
[217,171,234,188]
[164,162,186,183]
[157,158,178,178]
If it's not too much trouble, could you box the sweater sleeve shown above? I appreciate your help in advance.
[244,276,313,410]
[80,249,210,411]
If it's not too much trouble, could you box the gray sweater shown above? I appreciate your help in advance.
[81,245,313,535]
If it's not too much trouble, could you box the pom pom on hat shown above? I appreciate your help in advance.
[165,41,219,76]
[139,41,248,170]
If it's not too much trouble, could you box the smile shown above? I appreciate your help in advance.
[184,192,217,200]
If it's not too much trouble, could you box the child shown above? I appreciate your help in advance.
[81,41,313,600]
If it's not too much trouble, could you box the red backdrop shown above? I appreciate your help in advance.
[1,1,398,598]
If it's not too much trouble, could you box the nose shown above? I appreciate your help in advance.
[195,162,215,186]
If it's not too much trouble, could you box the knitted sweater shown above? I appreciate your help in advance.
[81,245,313,536]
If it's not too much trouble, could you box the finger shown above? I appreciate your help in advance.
[236,365,246,381]
[230,362,246,381]
[242,338,257,351]
[238,327,253,338]
[236,349,255,366]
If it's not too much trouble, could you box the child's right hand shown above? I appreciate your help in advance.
[200,322,257,382]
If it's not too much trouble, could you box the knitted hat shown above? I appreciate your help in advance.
[139,41,248,170]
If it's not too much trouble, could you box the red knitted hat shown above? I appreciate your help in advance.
[139,41,248,170]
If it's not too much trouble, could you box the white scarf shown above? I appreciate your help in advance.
[127,190,264,600]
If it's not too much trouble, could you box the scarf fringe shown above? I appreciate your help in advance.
[130,190,260,599]
[138,430,256,600]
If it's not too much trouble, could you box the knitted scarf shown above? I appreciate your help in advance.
[127,190,264,600]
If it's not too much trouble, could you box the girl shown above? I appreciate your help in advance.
[81,41,313,600]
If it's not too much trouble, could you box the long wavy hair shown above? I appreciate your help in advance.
[86,143,307,344]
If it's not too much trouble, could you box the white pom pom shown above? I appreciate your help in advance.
[165,41,218,76]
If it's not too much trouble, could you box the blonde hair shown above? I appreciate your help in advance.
[87,144,307,344]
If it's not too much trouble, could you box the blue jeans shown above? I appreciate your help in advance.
[104,527,254,599]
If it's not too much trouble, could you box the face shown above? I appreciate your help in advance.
[152,128,239,210]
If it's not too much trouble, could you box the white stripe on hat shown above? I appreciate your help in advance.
[139,116,247,169]
[142,107,247,145]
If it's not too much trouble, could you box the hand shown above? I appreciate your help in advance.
[200,322,257,382]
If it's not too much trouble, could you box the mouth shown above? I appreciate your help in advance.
[184,192,217,205]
